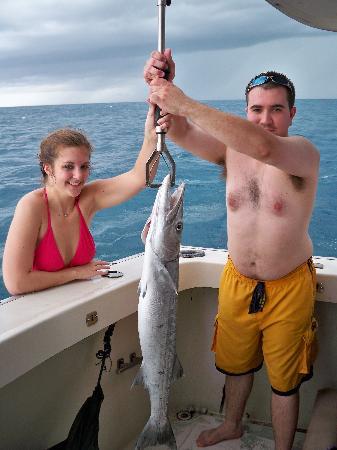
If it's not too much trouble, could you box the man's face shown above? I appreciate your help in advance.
[246,86,296,137]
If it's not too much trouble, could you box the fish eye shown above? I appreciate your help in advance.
[176,222,183,231]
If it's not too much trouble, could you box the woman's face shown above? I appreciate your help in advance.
[45,145,91,197]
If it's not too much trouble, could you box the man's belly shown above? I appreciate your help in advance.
[227,219,313,280]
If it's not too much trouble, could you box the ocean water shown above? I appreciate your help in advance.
[0,100,336,300]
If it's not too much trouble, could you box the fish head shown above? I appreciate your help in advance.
[143,174,185,261]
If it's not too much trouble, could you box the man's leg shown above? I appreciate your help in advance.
[271,391,299,450]
[196,373,254,447]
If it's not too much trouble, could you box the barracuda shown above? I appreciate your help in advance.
[133,174,185,450]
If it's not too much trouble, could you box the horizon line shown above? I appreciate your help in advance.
[1,97,336,109]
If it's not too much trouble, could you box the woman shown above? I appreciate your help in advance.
[3,105,167,295]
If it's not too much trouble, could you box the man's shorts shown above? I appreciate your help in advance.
[212,257,318,396]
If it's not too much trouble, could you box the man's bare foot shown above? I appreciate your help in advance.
[196,421,243,447]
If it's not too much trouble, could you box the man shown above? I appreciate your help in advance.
[144,50,319,450]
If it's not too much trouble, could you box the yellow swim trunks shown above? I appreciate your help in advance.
[212,257,318,395]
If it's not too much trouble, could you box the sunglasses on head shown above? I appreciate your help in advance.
[245,74,294,97]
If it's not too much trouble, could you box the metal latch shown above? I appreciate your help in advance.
[86,311,98,327]
[116,352,143,374]
[180,249,206,258]
[316,283,324,293]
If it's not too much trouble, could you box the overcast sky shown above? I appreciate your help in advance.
[0,0,336,107]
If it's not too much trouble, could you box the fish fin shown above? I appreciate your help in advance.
[153,253,178,295]
[138,280,147,298]
[171,354,184,383]
[131,365,146,389]
[141,216,152,244]
[155,258,178,295]
[135,416,176,450]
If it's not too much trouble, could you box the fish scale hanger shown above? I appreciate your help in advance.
[146,0,176,188]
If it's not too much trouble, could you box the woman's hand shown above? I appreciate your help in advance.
[144,103,172,140]
[73,259,110,280]
[156,112,172,133]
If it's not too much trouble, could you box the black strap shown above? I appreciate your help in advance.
[249,282,266,314]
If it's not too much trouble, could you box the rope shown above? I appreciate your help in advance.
[95,323,116,386]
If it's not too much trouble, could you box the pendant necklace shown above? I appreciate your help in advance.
[59,203,75,218]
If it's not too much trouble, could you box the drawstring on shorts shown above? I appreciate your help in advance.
[249,281,266,314]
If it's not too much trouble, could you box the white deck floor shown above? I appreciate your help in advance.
[124,412,306,449]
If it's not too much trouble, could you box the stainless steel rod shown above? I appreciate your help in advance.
[156,1,167,145]
[157,1,166,53]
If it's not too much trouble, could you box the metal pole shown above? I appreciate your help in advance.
[158,0,166,53]
[155,0,168,137]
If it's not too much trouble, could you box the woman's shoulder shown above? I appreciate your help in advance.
[16,188,45,214]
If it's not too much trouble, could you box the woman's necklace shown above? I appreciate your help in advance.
[47,186,76,218]
[58,203,75,218]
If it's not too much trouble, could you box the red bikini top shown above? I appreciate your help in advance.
[33,189,96,272]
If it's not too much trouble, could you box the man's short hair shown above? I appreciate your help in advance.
[245,71,295,108]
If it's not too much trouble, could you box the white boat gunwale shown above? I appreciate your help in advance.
[1,246,337,390]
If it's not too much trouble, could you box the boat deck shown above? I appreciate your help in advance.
[124,411,305,449]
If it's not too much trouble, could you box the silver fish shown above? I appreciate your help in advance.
[133,174,185,450]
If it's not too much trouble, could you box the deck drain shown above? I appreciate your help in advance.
[176,410,193,421]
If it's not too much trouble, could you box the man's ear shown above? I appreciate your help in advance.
[288,106,296,127]
[290,106,296,120]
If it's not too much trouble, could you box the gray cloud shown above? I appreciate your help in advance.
[0,0,335,105]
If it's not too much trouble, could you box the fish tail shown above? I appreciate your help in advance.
[135,416,176,450]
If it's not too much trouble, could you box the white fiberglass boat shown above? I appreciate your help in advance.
[1,248,336,449]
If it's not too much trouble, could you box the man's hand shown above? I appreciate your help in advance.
[149,78,189,117]
[144,49,175,85]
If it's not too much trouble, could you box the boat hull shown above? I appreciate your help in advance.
[0,249,336,449]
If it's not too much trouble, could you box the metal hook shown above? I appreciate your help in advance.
[146,0,175,188]
[146,142,176,188]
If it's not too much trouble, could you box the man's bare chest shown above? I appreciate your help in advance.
[225,157,305,215]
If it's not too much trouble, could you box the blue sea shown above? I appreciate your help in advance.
[0,100,336,300]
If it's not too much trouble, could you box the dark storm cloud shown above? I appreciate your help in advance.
[0,0,322,83]
[0,0,334,105]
